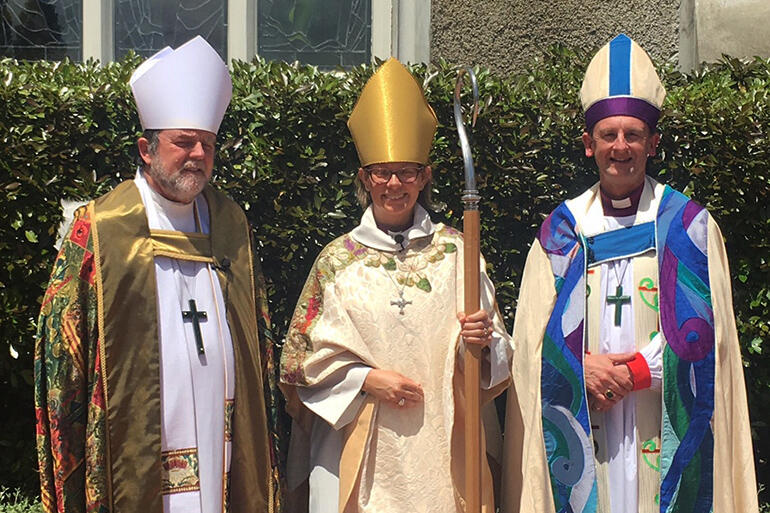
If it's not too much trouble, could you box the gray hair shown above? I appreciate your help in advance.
[136,129,161,165]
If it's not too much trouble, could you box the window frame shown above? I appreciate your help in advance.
[81,0,430,65]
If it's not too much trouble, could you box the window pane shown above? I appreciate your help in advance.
[258,0,370,69]
[0,0,82,60]
[114,0,227,60]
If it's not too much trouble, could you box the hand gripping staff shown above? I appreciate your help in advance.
[454,67,482,513]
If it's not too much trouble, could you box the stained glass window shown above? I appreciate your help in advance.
[0,0,82,60]
[258,0,370,69]
[114,0,227,60]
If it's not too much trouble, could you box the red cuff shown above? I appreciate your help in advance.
[627,352,652,390]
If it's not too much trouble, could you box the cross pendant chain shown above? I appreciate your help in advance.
[390,291,412,315]
[182,298,208,355]
[606,285,631,326]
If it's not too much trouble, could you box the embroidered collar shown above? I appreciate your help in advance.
[350,204,437,252]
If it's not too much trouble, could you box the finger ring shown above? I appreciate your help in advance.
[604,389,615,400]
[483,327,489,337]
[398,398,405,407]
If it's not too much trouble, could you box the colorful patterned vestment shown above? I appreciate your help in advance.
[501,179,757,513]
[34,181,279,513]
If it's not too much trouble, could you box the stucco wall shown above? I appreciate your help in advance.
[431,0,680,76]
[695,0,770,64]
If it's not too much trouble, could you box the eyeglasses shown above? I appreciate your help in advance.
[366,165,424,184]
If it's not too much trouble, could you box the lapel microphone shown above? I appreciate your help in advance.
[214,257,231,272]
[393,234,405,250]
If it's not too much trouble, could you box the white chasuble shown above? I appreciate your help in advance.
[136,171,235,513]
[575,178,664,513]
[282,205,512,513]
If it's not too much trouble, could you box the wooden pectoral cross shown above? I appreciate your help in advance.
[182,299,207,355]
[606,285,631,326]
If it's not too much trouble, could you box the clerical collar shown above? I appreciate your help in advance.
[135,168,208,233]
[600,181,644,217]
[351,204,436,252]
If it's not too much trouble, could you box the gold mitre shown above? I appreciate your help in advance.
[348,58,438,167]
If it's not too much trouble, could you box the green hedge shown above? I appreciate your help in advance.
[1,48,768,501]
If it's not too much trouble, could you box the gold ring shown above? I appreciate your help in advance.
[604,389,615,400]
[398,398,406,407]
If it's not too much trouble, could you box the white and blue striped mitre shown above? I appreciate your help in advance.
[580,34,666,131]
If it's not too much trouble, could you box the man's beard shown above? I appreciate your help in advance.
[147,159,208,203]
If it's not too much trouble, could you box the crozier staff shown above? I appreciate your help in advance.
[280,58,513,513]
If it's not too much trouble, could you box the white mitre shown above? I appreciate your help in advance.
[129,36,232,133]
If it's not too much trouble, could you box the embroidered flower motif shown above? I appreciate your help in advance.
[69,219,90,249]
[364,252,392,268]
[302,296,320,332]
[161,448,200,494]
[163,458,188,471]
[281,225,463,386]
[416,277,432,292]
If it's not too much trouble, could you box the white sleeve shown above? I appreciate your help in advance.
[297,364,372,430]
[639,332,663,391]
[457,333,512,389]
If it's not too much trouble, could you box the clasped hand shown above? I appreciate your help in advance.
[584,352,635,412]
[362,369,424,408]
[361,310,493,408]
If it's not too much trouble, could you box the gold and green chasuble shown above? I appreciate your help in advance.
[34,181,278,513]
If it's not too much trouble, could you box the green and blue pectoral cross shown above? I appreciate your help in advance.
[182,299,207,355]
[606,285,631,326]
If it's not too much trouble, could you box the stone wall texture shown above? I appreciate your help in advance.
[430,0,680,75]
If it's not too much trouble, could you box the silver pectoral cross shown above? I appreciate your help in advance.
[390,291,412,315]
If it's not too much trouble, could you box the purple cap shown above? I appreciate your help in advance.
[585,97,661,132]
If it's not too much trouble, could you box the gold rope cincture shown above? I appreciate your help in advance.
[205,255,231,513]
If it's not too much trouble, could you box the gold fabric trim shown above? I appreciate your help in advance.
[223,471,231,513]
[224,399,235,442]
[203,186,273,512]
[149,229,215,263]
[89,201,114,506]
[93,182,162,511]
[339,397,376,512]
[161,448,200,494]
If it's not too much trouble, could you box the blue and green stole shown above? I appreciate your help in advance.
[538,186,715,513]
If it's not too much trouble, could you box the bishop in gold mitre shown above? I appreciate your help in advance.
[280,57,512,513]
